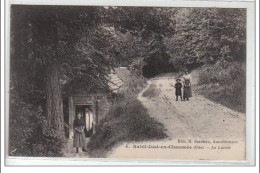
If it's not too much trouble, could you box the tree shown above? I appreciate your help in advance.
[10,6,110,136]
[101,7,178,77]
[164,8,246,71]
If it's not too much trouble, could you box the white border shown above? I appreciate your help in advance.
[2,0,256,167]
[6,0,255,8]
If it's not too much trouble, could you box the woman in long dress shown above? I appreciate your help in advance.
[73,113,86,153]
[183,71,192,101]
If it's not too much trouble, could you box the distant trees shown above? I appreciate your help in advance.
[107,7,246,76]
[164,8,246,71]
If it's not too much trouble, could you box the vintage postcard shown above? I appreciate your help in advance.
[4,0,256,166]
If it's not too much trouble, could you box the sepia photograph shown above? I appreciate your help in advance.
[4,0,256,166]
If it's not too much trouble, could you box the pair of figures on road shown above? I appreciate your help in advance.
[175,71,192,101]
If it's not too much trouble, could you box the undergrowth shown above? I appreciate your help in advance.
[195,61,246,113]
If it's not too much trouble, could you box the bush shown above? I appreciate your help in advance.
[197,61,246,113]
[115,67,147,95]
[9,92,65,157]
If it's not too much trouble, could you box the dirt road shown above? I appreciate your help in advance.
[109,76,246,160]
[138,77,245,139]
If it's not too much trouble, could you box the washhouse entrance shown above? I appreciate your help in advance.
[75,105,94,138]
[68,94,101,139]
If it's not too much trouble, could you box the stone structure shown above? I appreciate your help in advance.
[67,69,125,139]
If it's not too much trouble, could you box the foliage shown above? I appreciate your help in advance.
[114,67,147,96]
[9,92,65,157]
[164,8,246,71]
[128,58,145,76]
[197,61,246,112]
[10,6,118,140]
[10,6,113,99]
[100,7,178,77]
[10,6,247,102]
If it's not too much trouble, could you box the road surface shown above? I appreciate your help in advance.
[138,77,245,139]
[109,76,246,160]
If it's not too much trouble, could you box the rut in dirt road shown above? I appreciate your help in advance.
[138,77,246,140]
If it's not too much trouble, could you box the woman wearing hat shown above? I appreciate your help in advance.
[182,70,192,101]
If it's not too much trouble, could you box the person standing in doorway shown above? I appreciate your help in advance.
[183,70,192,101]
[73,113,86,153]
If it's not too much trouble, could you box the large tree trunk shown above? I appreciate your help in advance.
[45,63,64,136]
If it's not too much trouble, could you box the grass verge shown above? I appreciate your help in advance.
[193,84,246,113]
[193,62,246,113]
